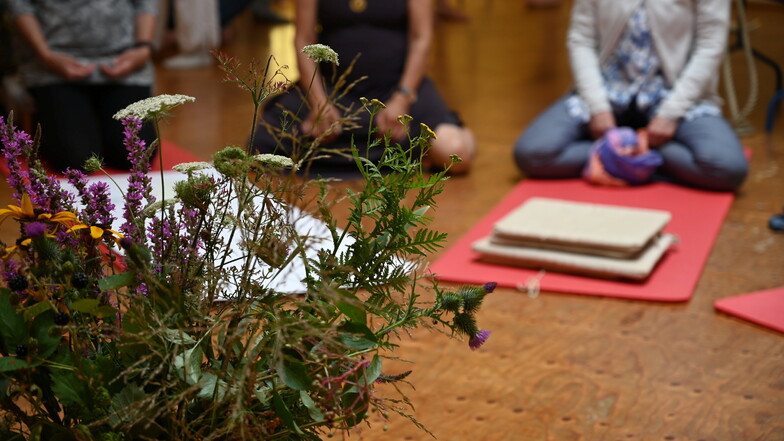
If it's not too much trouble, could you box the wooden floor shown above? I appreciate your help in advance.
[7,0,784,439]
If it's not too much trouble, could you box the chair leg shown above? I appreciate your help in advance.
[765,89,784,134]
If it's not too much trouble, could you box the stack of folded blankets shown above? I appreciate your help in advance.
[472,198,676,281]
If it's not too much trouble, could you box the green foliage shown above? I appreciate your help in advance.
[0,51,491,441]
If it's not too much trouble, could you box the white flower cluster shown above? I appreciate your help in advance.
[301,44,339,66]
[113,94,196,121]
[173,161,213,173]
[252,154,297,170]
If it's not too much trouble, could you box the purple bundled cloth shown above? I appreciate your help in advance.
[584,127,663,186]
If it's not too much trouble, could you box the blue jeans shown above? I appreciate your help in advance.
[513,96,749,191]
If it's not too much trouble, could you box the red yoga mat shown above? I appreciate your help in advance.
[0,140,202,177]
[714,287,784,333]
[429,179,736,302]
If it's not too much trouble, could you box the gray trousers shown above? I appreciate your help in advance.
[513,96,749,191]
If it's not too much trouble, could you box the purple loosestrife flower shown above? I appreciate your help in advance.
[24,222,47,238]
[65,169,89,196]
[65,170,114,227]
[25,157,75,213]
[1,117,33,201]
[120,117,155,244]
[26,176,48,208]
[178,206,203,264]
[1,260,21,284]
[85,182,116,227]
[0,119,75,213]
[44,180,75,214]
[55,226,79,250]
[147,215,176,274]
[469,330,491,350]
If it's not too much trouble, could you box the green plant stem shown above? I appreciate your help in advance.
[214,177,258,302]
[246,55,275,154]
[98,167,145,243]
[208,178,240,298]
[266,415,350,441]
[236,192,272,298]
[153,119,166,246]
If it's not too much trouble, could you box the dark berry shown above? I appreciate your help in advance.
[15,344,28,358]
[8,274,28,291]
[71,273,89,289]
[54,311,71,326]
[119,236,133,250]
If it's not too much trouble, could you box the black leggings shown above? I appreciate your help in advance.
[29,83,157,172]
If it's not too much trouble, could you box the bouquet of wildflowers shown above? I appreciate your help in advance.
[0,46,492,441]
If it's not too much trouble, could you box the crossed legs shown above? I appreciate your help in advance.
[513,96,748,191]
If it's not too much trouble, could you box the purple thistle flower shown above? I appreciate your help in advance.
[483,282,497,294]
[24,222,47,238]
[469,330,491,350]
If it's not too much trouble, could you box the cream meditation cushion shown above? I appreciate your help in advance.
[490,197,672,258]
[472,198,675,280]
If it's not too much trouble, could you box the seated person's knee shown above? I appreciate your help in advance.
[513,131,547,176]
[715,159,748,191]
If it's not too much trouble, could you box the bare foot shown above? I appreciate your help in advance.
[431,124,476,175]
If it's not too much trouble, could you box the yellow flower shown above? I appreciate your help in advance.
[0,193,35,221]
[68,223,124,243]
[0,194,79,227]
[420,123,437,140]
[3,234,57,257]
[3,239,30,257]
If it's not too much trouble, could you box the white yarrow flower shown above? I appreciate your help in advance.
[301,44,339,66]
[252,154,297,170]
[173,161,213,173]
[113,94,196,120]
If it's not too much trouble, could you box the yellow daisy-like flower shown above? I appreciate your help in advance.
[0,194,79,227]
[68,223,125,244]
[0,193,35,220]
[3,233,58,257]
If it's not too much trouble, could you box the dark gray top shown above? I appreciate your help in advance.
[7,0,157,87]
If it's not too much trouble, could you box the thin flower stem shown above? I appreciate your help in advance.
[98,167,146,238]
[154,119,165,225]
[246,55,275,154]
